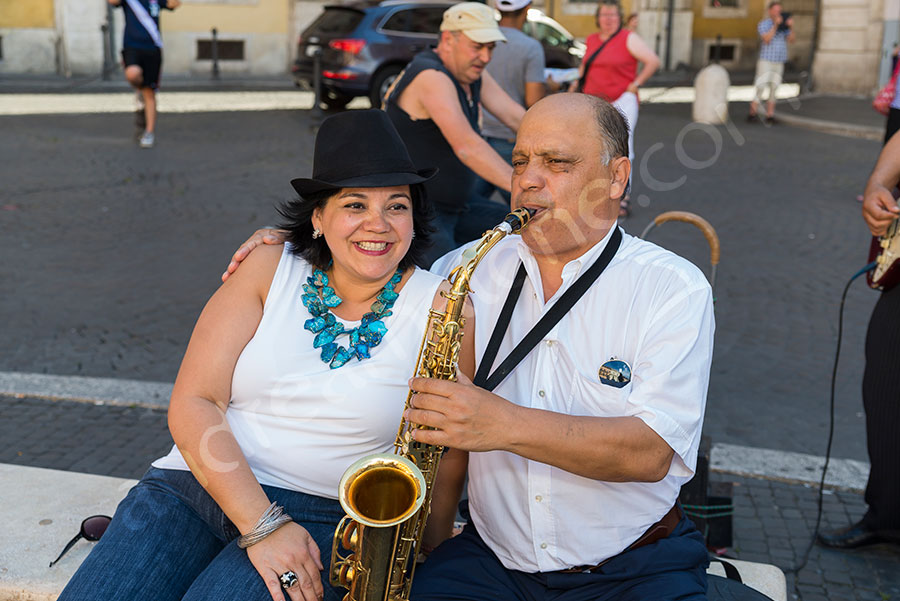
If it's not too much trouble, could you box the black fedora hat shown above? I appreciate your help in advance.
[291,109,437,196]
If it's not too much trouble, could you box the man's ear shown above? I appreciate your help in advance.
[609,156,631,201]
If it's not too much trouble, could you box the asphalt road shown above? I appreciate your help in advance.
[0,100,883,463]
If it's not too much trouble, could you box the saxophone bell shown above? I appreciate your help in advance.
[337,454,426,528]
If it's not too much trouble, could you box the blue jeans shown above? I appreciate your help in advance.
[472,137,514,206]
[410,515,708,601]
[57,467,346,601]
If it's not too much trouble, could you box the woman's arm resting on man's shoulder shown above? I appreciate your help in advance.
[169,244,324,601]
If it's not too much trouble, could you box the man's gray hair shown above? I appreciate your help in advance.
[585,95,629,166]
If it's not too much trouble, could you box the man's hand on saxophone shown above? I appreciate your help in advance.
[406,372,520,453]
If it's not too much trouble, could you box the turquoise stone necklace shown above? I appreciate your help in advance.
[301,266,403,369]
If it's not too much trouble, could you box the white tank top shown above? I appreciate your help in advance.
[153,245,445,498]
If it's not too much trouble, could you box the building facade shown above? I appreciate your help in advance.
[0,0,293,76]
[1,0,898,93]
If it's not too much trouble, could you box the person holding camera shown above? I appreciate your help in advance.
[749,0,794,124]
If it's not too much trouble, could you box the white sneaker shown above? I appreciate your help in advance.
[139,131,155,148]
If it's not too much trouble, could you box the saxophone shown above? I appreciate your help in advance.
[329,207,534,601]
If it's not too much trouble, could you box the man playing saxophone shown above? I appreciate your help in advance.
[407,93,715,601]
[228,94,714,600]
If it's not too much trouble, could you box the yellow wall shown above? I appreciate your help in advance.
[166,0,289,34]
[0,0,54,28]
[692,0,765,39]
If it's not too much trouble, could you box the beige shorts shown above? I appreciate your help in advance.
[753,59,784,103]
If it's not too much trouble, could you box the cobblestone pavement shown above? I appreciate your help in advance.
[721,473,900,600]
[0,100,884,463]
[4,393,899,600]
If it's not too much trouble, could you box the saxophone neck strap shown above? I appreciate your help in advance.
[473,227,623,392]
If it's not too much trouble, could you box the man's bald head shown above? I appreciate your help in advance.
[523,94,629,166]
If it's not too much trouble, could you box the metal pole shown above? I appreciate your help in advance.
[211,28,220,80]
[102,4,116,80]
[312,48,324,115]
[665,0,675,71]
[655,33,661,58]
[102,23,111,80]
[803,0,822,93]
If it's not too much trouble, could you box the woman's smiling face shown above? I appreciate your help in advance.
[312,185,414,287]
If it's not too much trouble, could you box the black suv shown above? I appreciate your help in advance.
[293,0,584,110]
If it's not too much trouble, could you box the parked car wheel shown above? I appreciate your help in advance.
[369,65,403,108]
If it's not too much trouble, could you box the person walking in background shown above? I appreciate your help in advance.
[471,0,547,206]
[108,0,181,148]
[571,0,659,218]
[817,133,900,550]
[748,1,793,124]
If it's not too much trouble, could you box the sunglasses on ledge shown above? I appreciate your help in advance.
[49,515,112,567]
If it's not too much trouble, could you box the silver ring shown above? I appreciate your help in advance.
[280,570,299,590]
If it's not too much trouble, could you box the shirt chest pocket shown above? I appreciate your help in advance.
[568,359,633,418]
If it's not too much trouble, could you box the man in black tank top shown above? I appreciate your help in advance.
[384,2,527,265]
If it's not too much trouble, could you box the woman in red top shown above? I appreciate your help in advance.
[572,0,659,217]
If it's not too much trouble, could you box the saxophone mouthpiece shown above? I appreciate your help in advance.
[500,207,535,234]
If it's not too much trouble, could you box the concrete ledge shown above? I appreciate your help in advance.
[3,462,787,601]
[0,464,136,601]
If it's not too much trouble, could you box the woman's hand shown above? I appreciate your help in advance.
[246,522,325,601]
[222,228,288,283]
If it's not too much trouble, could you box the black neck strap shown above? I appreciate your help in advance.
[473,228,623,392]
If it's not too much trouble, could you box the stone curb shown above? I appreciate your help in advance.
[772,113,882,141]
[0,372,171,409]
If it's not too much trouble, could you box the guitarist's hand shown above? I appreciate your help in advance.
[862,184,900,237]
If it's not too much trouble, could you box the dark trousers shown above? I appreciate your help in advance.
[861,283,900,537]
[422,195,511,267]
[884,107,900,144]
[410,517,709,601]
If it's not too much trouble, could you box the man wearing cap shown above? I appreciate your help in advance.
[472,0,547,207]
[384,2,527,265]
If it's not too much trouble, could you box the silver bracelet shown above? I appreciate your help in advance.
[237,502,293,549]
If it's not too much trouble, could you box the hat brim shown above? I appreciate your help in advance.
[291,167,438,197]
[460,28,507,43]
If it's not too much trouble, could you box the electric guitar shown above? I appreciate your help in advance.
[867,216,900,291]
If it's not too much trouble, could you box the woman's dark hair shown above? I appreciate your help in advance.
[276,183,435,271]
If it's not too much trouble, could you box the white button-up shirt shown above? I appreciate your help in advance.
[431,226,714,572]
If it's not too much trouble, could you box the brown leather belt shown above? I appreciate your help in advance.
[558,504,684,574]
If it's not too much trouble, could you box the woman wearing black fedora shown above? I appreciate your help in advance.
[57,110,474,601]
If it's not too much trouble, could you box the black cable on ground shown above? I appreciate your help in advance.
[781,261,876,595]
